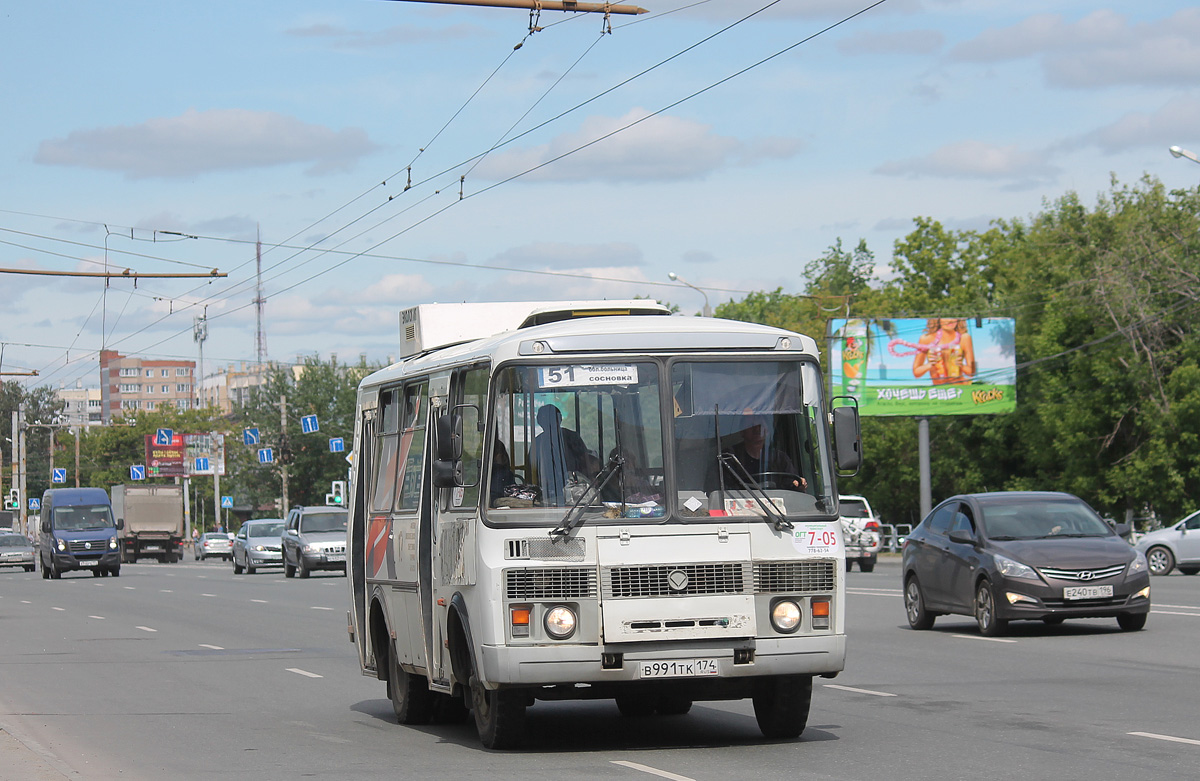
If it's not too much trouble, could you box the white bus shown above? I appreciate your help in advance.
[346,301,861,749]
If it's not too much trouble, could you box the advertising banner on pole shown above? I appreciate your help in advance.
[828,317,1017,417]
[145,433,185,476]
[185,433,226,476]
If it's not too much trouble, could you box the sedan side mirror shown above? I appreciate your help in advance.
[948,529,976,545]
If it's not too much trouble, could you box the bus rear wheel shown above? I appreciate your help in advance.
[752,675,812,739]
[470,675,526,749]
[388,641,433,725]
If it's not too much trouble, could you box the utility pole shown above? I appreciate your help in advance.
[280,395,289,517]
[193,314,208,409]
[16,407,27,536]
[255,227,267,369]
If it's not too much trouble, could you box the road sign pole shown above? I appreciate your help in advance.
[280,395,289,517]
[212,431,221,531]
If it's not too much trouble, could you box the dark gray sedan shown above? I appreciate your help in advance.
[902,491,1150,636]
[0,532,36,572]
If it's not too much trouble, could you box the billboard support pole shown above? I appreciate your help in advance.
[918,417,931,520]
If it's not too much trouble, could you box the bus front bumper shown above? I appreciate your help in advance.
[478,633,846,687]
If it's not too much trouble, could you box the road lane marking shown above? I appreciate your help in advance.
[136,626,157,633]
[1129,732,1200,746]
[611,760,695,781]
[1152,610,1200,616]
[251,599,268,603]
[199,644,223,650]
[123,586,135,590]
[287,668,323,678]
[52,607,65,612]
[847,588,902,596]
[20,600,31,604]
[824,684,896,697]
[1154,603,1200,609]
[160,589,173,593]
[311,606,334,611]
[952,634,1017,643]
[89,616,105,620]
[202,593,217,597]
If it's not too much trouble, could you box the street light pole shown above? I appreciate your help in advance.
[1169,145,1200,165]
[667,272,712,317]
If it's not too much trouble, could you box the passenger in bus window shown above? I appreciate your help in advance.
[489,439,518,505]
[708,416,807,492]
[532,404,598,504]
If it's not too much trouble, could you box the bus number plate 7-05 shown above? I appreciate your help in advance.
[637,659,719,678]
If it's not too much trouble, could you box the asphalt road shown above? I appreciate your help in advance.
[1,556,1197,781]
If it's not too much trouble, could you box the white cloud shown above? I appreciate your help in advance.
[1075,96,1200,154]
[35,109,378,179]
[875,140,1059,184]
[473,110,748,184]
[950,9,1200,88]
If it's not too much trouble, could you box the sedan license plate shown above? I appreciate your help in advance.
[637,659,719,679]
[1063,585,1113,600]
[78,560,99,567]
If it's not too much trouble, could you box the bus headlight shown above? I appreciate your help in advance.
[771,600,802,634]
[544,606,577,640]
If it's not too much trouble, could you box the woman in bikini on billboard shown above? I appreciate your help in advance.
[912,318,976,385]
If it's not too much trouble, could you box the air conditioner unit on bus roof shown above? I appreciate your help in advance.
[398,300,670,357]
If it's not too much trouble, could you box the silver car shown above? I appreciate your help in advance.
[232,519,284,575]
[0,532,36,572]
[282,506,348,578]
[1136,510,1200,576]
[195,532,232,561]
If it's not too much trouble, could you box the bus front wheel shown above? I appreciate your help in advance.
[470,675,526,750]
[388,641,433,724]
[752,675,812,739]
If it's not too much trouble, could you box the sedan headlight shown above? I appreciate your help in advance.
[543,606,577,640]
[994,553,1039,581]
[301,544,315,553]
[254,545,266,552]
[1127,550,1148,575]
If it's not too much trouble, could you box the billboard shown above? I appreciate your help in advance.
[829,317,1016,417]
[145,433,185,476]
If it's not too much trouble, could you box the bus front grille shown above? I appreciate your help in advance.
[505,567,597,600]
[603,562,750,598]
[753,560,836,593]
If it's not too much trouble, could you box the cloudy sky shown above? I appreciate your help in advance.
[3,0,1198,389]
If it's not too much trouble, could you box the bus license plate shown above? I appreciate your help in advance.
[1064,585,1112,600]
[637,659,719,679]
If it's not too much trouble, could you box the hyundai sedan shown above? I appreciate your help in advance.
[902,492,1150,636]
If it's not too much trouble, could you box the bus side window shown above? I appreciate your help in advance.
[453,365,489,508]
[396,381,430,512]
[371,389,401,512]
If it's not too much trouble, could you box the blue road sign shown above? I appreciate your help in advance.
[243,427,260,446]
[130,465,146,480]
[258,448,274,464]
[29,498,40,511]
[52,468,67,483]
[195,457,210,472]
[301,415,319,434]
[221,496,234,509]
[155,428,174,446]
[329,437,345,453]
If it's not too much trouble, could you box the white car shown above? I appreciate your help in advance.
[839,495,882,572]
[1135,510,1200,576]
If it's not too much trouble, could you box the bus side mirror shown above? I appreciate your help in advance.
[436,411,456,462]
[830,401,862,474]
[431,459,458,488]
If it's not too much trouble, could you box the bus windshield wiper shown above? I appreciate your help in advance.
[717,453,793,532]
[549,453,624,541]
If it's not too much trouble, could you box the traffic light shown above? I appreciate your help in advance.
[331,481,346,505]
[5,488,18,510]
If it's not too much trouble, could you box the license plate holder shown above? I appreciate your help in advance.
[1063,584,1113,600]
[636,658,719,679]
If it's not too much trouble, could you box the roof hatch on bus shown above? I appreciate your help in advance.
[398,300,670,357]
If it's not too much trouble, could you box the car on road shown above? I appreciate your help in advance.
[0,532,36,572]
[1135,510,1200,576]
[232,519,284,575]
[902,491,1150,636]
[839,494,882,572]
[281,505,348,578]
[194,532,232,561]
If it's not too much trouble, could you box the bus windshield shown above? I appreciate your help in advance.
[485,358,833,524]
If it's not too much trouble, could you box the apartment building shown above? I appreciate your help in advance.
[98,350,196,423]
